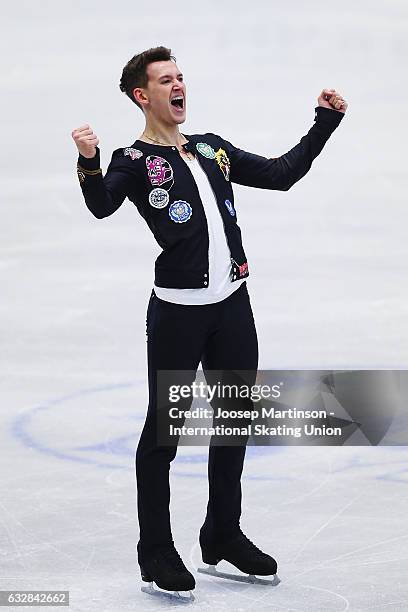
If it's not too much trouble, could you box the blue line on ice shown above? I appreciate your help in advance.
[9,381,283,476]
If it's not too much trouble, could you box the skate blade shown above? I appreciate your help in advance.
[141,582,195,602]
[198,564,281,586]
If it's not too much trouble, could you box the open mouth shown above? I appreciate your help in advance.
[170,95,185,112]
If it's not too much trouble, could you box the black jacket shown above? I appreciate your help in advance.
[76,106,344,288]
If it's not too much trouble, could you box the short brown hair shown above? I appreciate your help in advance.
[119,46,177,110]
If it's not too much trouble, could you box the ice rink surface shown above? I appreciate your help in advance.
[2,0,408,609]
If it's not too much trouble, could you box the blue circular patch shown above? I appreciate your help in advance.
[169,200,193,223]
[224,199,236,216]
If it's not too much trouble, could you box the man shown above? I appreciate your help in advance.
[71,46,347,599]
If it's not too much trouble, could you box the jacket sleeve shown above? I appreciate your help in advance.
[223,106,345,191]
[76,146,134,218]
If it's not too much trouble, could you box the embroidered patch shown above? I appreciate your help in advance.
[231,257,249,278]
[146,155,174,188]
[215,148,230,181]
[149,188,169,209]
[169,200,192,223]
[124,147,143,160]
[77,168,85,183]
[224,199,235,216]
[196,142,216,159]
[239,262,249,277]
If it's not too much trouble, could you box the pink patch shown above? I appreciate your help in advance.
[124,147,143,160]
[146,155,174,187]
[239,262,248,277]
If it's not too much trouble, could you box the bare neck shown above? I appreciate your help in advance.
[139,120,187,147]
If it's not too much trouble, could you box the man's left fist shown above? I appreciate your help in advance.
[318,89,348,114]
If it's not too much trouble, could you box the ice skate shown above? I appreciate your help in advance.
[198,527,280,586]
[138,542,195,602]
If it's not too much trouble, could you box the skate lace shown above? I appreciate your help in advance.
[158,545,186,573]
[235,531,263,556]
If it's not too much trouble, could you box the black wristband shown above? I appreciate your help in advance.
[77,146,101,171]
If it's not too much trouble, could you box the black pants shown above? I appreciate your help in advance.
[135,281,258,557]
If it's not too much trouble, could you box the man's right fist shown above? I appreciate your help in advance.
[71,124,99,158]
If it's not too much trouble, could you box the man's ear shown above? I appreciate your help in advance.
[133,87,147,106]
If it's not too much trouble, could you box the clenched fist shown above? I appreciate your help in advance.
[71,124,100,158]
[317,89,348,114]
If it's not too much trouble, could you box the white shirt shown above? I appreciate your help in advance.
[153,154,246,304]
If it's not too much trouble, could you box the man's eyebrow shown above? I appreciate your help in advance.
[158,73,183,80]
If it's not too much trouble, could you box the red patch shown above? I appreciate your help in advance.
[239,262,248,277]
